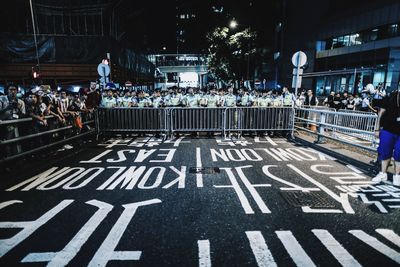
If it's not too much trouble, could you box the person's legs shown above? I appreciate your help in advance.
[391,134,400,186]
[373,130,396,183]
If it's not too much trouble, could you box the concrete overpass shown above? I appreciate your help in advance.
[148,54,208,89]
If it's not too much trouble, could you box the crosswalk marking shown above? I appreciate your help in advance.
[349,230,400,264]
[312,229,362,267]
[246,231,277,267]
[275,231,316,267]
[198,240,211,267]
[376,229,400,248]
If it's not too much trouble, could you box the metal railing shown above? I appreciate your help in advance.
[294,107,378,151]
[96,108,168,135]
[0,113,95,163]
[96,107,295,138]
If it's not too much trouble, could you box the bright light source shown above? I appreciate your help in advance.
[162,46,167,50]
[229,20,238,29]
[73,86,80,92]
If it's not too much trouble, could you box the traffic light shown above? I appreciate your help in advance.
[32,66,40,79]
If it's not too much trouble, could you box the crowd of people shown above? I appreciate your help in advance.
[100,86,297,108]
[0,84,97,158]
[0,82,384,149]
[321,83,386,112]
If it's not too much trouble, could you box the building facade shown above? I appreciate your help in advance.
[277,0,400,95]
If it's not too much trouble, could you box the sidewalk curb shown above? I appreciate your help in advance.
[293,136,378,175]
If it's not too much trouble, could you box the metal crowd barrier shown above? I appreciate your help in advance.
[0,112,95,163]
[96,107,295,138]
[170,108,225,134]
[96,107,168,135]
[294,107,377,151]
[225,107,294,134]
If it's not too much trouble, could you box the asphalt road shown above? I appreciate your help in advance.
[0,135,399,267]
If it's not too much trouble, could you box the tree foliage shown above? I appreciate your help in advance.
[206,26,257,83]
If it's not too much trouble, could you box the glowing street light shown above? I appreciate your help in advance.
[229,19,238,29]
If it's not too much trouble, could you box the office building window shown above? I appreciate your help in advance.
[321,21,400,51]
[389,24,398,37]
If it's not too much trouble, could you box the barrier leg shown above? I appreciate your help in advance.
[315,112,326,144]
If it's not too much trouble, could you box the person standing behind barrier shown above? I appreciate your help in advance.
[359,91,375,112]
[323,91,335,108]
[271,90,283,107]
[26,93,48,147]
[119,90,133,107]
[282,86,295,107]
[137,91,152,108]
[372,89,400,186]
[199,89,208,107]
[304,89,318,131]
[0,84,26,157]
[296,91,306,107]
[130,91,138,107]
[152,90,164,108]
[341,91,349,110]
[224,87,236,107]
[217,89,225,107]
[239,88,253,107]
[345,94,356,110]
[207,88,219,108]
[165,88,181,107]
[184,88,199,107]
[101,89,117,108]
[257,91,272,107]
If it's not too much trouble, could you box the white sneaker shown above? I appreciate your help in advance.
[371,172,388,183]
[393,174,400,186]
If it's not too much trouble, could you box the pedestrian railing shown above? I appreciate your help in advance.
[294,107,378,151]
[96,107,295,138]
[0,112,95,163]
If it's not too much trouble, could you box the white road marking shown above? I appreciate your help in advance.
[346,165,363,174]
[301,206,343,213]
[262,165,320,192]
[275,231,316,267]
[196,147,203,188]
[312,229,362,267]
[88,199,161,267]
[246,231,277,267]
[288,164,355,214]
[218,168,254,214]
[349,230,400,264]
[198,240,212,267]
[22,200,113,266]
[0,200,74,258]
[235,166,271,213]
[375,229,400,248]
[357,194,388,213]
[80,149,112,163]
[0,200,22,210]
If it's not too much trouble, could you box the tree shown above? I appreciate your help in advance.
[206,26,257,85]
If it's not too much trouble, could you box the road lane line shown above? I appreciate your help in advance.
[349,230,400,264]
[275,231,316,267]
[196,147,203,188]
[219,168,254,214]
[375,229,400,248]
[312,229,362,267]
[198,240,211,267]
[236,166,271,213]
[246,231,277,267]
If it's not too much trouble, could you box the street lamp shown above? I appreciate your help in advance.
[229,19,238,29]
